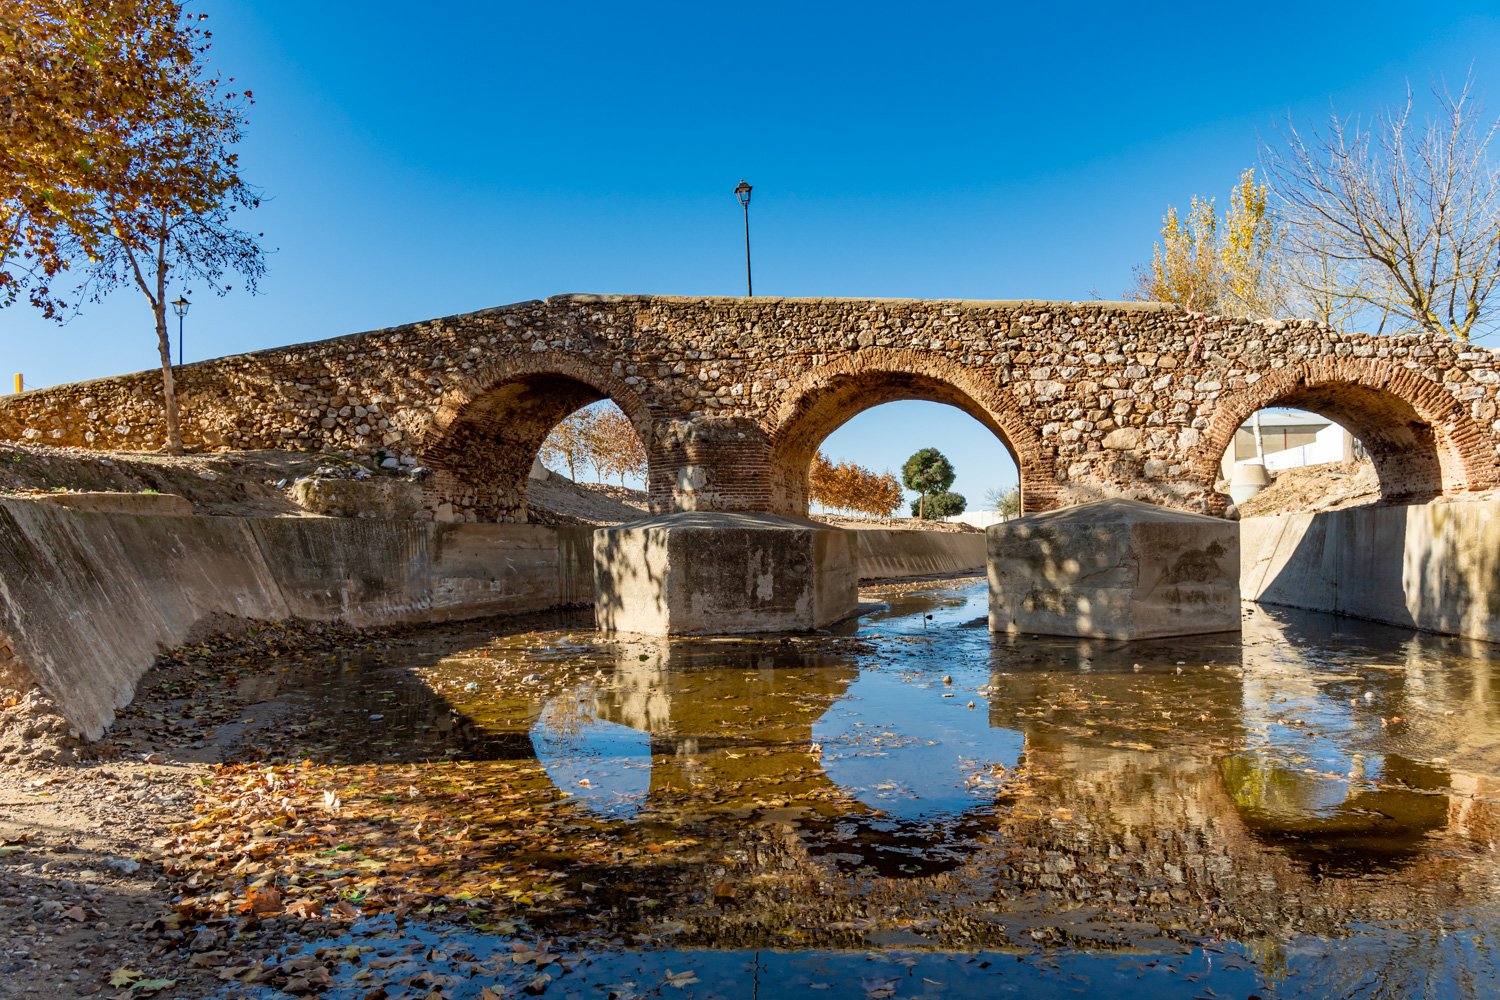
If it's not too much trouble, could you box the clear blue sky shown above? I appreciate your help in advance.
[5,1,1500,504]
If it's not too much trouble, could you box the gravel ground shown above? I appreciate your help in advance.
[1236,458,1381,518]
[0,618,478,998]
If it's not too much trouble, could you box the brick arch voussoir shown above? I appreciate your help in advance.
[422,351,656,457]
[1192,357,1497,496]
[766,348,1052,513]
[767,348,1041,467]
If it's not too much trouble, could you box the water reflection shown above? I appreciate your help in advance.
[239,578,1500,992]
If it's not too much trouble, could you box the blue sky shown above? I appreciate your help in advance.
[6,1,1500,504]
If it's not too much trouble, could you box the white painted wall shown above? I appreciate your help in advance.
[1262,423,1352,473]
[944,510,1012,529]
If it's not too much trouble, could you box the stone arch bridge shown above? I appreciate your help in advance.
[4,295,1500,520]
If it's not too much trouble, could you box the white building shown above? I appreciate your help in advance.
[1219,410,1359,483]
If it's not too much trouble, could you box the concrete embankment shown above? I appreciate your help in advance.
[0,504,979,740]
[0,500,593,740]
[848,527,986,581]
[1241,498,1500,642]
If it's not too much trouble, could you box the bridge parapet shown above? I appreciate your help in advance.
[2,294,1497,520]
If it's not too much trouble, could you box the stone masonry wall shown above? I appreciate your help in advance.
[2,295,1498,521]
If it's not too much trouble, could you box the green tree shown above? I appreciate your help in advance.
[911,490,965,519]
[901,447,955,520]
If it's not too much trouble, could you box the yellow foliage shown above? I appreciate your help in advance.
[1129,168,1282,317]
[809,452,904,518]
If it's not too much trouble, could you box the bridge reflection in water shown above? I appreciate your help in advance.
[258,579,1500,993]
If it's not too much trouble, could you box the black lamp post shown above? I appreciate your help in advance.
[171,295,190,365]
[735,180,753,297]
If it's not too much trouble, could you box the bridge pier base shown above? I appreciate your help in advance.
[592,512,858,635]
[987,499,1241,640]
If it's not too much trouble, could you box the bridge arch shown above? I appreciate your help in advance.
[766,350,1054,515]
[420,352,655,522]
[1196,358,1499,505]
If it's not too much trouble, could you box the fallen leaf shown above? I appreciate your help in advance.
[107,969,143,988]
[663,970,700,989]
[285,898,321,919]
[61,905,87,921]
[132,980,176,995]
[242,887,281,914]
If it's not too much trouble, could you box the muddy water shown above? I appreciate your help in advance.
[225,580,1500,998]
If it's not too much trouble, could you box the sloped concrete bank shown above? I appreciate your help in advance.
[0,500,593,740]
[0,505,981,741]
[849,527,986,581]
[1241,498,1500,642]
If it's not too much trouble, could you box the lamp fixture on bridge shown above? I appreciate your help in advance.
[735,180,753,298]
[171,295,190,366]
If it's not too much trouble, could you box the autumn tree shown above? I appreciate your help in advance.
[1,0,210,317]
[901,447,955,520]
[1128,168,1284,317]
[589,402,646,485]
[808,452,904,518]
[540,406,596,480]
[867,471,904,518]
[808,452,838,509]
[1264,76,1500,340]
[63,3,264,454]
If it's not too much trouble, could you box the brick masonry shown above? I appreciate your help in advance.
[2,294,1498,522]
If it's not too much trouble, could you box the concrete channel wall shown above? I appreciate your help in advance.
[0,504,980,740]
[849,528,987,581]
[1241,498,1500,642]
[0,500,594,740]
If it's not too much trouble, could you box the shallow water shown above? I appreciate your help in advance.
[222,579,1500,997]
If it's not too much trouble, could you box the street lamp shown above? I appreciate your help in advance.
[171,295,190,365]
[735,180,753,297]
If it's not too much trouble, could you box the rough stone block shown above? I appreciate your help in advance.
[594,512,858,635]
[988,498,1239,639]
[289,477,423,520]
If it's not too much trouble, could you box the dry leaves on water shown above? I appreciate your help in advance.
[160,757,712,933]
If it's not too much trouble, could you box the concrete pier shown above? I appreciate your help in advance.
[987,498,1240,639]
[593,512,858,635]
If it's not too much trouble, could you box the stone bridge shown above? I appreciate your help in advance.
[4,294,1500,520]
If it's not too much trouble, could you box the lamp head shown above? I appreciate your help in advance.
[171,295,190,318]
[734,180,752,207]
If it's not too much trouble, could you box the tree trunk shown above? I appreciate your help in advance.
[918,492,926,520]
[153,299,184,455]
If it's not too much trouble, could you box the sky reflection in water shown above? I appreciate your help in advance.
[247,578,1500,998]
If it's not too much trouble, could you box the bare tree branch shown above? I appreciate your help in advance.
[1264,73,1500,340]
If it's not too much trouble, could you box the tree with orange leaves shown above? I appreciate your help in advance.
[590,403,647,485]
[2,1,266,454]
[809,452,904,518]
